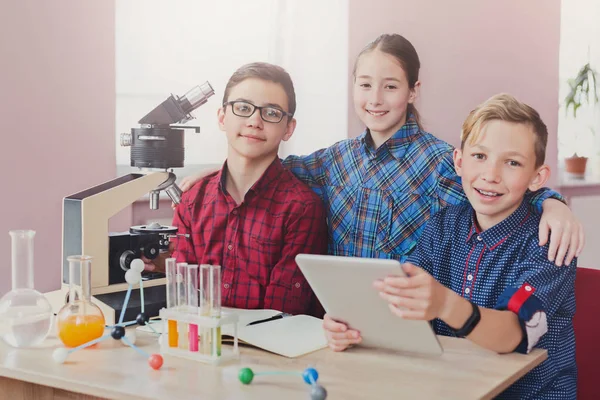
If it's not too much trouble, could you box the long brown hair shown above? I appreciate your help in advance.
[353,34,422,129]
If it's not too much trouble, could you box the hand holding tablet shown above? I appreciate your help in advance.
[296,254,442,356]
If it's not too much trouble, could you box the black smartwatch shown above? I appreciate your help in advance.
[451,301,481,338]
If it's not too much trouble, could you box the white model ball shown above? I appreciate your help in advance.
[130,258,145,273]
[129,258,144,273]
[52,348,69,364]
[124,330,136,345]
[125,269,142,285]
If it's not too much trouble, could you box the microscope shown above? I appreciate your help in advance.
[45,83,214,324]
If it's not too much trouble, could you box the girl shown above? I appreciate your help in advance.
[178,34,584,351]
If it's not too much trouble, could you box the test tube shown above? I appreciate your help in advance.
[177,262,189,350]
[200,264,211,355]
[209,264,222,357]
[165,258,178,348]
[187,264,199,352]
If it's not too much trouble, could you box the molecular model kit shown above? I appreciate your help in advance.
[239,366,328,400]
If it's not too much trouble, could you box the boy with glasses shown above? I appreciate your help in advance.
[146,62,327,316]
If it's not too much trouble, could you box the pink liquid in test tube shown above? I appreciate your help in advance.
[189,324,198,352]
[187,264,199,352]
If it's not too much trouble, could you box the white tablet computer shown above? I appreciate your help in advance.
[296,254,442,356]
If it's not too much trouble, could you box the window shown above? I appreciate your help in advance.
[558,0,600,161]
[116,0,348,167]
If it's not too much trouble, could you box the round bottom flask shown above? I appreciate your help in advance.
[0,230,53,348]
[56,256,105,348]
[0,288,53,347]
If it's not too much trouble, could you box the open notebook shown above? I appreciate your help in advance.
[137,307,327,358]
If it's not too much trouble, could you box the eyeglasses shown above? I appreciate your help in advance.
[223,101,292,123]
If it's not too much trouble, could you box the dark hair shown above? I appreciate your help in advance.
[222,62,296,116]
[353,34,422,128]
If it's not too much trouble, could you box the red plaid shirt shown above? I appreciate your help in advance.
[171,158,327,317]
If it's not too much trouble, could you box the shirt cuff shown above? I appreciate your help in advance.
[495,283,548,353]
[527,189,566,214]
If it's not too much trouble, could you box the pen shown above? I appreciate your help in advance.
[247,313,290,326]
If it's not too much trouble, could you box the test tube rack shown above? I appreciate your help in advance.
[159,308,239,365]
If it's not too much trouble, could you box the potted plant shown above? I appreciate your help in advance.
[563,62,598,177]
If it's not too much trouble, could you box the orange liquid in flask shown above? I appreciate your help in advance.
[58,314,105,348]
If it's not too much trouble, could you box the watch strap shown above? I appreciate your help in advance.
[453,300,481,338]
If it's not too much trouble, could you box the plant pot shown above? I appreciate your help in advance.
[564,156,588,178]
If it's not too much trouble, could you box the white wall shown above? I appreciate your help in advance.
[116,0,348,165]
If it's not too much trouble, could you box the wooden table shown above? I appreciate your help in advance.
[0,330,546,400]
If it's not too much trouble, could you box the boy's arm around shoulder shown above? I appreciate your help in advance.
[264,195,328,317]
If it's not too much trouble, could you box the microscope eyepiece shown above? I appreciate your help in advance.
[178,82,215,114]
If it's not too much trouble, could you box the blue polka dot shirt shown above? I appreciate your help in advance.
[407,200,577,399]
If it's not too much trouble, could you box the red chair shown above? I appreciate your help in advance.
[574,267,600,399]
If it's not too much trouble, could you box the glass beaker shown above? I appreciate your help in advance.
[0,230,53,348]
[56,255,105,347]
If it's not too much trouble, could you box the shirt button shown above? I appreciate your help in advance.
[467,274,473,281]
[477,236,482,241]
[227,244,233,251]
[223,283,230,289]
[294,282,301,289]
[232,209,238,215]
[525,285,532,292]
[465,288,471,294]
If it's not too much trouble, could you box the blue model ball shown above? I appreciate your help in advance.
[303,367,319,385]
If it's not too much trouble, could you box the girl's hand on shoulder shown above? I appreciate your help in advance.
[322,314,362,352]
[373,262,450,321]
[539,199,585,266]
[179,174,200,193]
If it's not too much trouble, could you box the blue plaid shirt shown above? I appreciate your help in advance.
[407,200,577,399]
[283,118,559,260]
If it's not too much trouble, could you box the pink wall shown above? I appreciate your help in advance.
[0,1,119,295]
[348,0,560,187]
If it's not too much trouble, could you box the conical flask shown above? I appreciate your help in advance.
[0,230,53,347]
[56,255,105,347]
